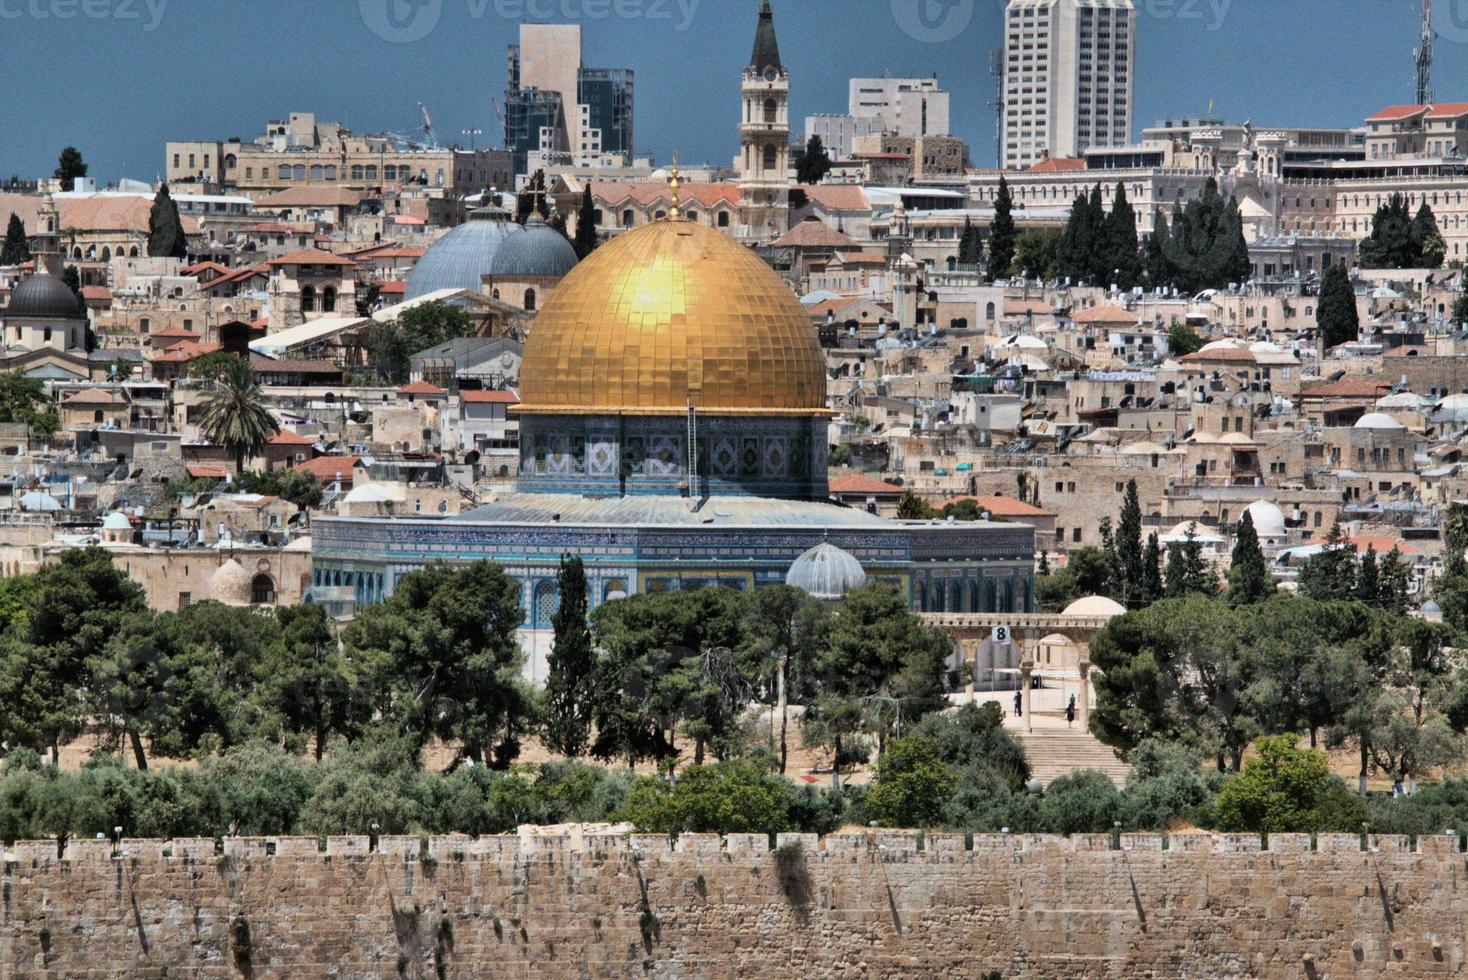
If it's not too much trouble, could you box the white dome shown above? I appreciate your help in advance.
[343,482,402,505]
[208,558,253,606]
[1062,595,1127,618]
[1376,392,1423,409]
[785,542,867,600]
[1354,412,1404,430]
[1164,520,1223,542]
[1243,500,1287,537]
[1199,338,1241,353]
[101,512,132,530]
[999,333,1048,349]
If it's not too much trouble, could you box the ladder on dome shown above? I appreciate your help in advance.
[686,401,700,503]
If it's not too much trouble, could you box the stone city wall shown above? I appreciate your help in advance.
[2,830,1466,978]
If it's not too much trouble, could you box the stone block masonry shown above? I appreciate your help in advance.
[2,831,1466,978]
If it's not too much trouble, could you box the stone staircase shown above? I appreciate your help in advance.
[1016,727,1132,787]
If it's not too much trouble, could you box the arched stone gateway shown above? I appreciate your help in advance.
[922,611,1117,732]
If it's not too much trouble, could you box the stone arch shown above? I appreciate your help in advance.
[250,573,276,605]
[533,579,559,629]
[948,579,962,614]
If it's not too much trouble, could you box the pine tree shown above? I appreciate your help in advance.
[146,183,188,259]
[1317,263,1360,350]
[897,491,933,520]
[1116,480,1144,606]
[543,555,594,757]
[54,146,87,192]
[1297,522,1357,603]
[572,184,599,259]
[1226,511,1273,605]
[1378,546,1411,614]
[1360,194,1416,269]
[1037,549,1051,576]
[988,175,1016,280]
[1141,532,1163,605]
[1104,181,1142,290]
[794,134,833,185]
[1165,526,1217,598]
[0,213,30,266]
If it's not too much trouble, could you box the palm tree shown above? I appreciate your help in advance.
[199,356,278,473]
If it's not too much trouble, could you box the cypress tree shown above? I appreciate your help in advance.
[1105,181,1141,290]
[1057,192,1091,283]
[1317,263,1360,350]
[1411,201,1446,268]
[543,555,594,757]
[1144,211,1171,290]
[572,185,600,259]
[1141,532,1163,605]
[958,216,982,266]
[1,213,30,266]
[1117,479,1144,606]
[988,175,1016,279]
[146,183,188,259]
[1218,198,1252,286]
[1086,184,1109,284]
[1354,545,1380,606]
[1226,511,1273,605]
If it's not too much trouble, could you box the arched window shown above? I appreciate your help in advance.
[686,210,699,223]
[524,288,537,311]
[93,410,103,423]
[592,208,603,226]
[533,579,559,629]
[718,211,730,228]
[324,165,337,180]
[129,246,139,257]
[73,247,82,259]
[351,165,364,180]
[621,209,634,228]
[365,165,378,180]
[292,165,306,181]
[763,98,777,124]
[251,574,276,605]
[224,154,237,170]
[931,581,945,613]
[985,301,997,320]
[762,145,778,173]
[300,285,316,313]
[309,165,323,181]
[322,286,337,313]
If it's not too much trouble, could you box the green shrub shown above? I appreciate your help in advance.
[1213,736,1367,833]
[1039,770,1121,835]
[618,760,794,835]
[862,735,956,829]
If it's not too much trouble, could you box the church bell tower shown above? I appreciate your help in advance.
[738,1,790,244]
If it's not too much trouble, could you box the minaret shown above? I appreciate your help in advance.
[738,1,790,244]
[32,192,62,276]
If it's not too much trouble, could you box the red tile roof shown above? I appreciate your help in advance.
[462,389,520,404]
[397,380,446,395]
[256,186,363,209]
[1028,156,1087,173]
[590,181,740,210]
[801,185,869,211]
[829,474,904,495]
[80,286,111,301]
[1299,378,1394,399]
[63,388,127,406]
[943,494,1056,518]
[267,248,356,267]
[1368,103,1468,122]
[1071,304,1138,324]
[186,464,230,480]
[149,341,221,362]
[1368,104,1430,122]
[1179,347,1256,363]
[268,429,316,446]
[295,454,362,483]
[377,280,407,295]
[774,220,860,249]
[149,325,200,340]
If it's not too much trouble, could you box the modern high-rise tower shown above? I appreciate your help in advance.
[1002,0,1135,169]
[737,1,790,243]
[504,24,634,177]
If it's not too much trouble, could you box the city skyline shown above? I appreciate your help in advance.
[0,0,1457,182]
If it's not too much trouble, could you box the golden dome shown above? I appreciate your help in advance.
[517,218,828,416]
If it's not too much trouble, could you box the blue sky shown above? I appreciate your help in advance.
[0,0,1457,183]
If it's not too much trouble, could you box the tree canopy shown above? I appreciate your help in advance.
[146,183,189,260]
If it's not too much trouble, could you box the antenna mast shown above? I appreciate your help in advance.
[989,49,1006,169]
[1416,0,1435,105]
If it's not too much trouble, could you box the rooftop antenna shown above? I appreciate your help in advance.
[1416,0,1435,106]
[988,49,1006,169]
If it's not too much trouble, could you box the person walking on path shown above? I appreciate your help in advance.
[1065,694,1077,728]
[1013,689,1023,718]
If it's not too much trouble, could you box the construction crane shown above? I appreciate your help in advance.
[418,102,437,148]
[1416,0,1435,106]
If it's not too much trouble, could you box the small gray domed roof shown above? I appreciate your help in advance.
[405,208,521,301]
[786,542,867,600]
[490,214,579,279]
[7,272,83,320]
[1422,600,1442,614]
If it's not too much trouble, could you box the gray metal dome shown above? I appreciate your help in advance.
[6,272,83,320]
[404,208,521,301]
[489,214,579,279]
[785,542,868,600]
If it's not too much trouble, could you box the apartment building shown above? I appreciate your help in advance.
[1003,0,1136,169]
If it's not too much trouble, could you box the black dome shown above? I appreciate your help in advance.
[7,273,83,320]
